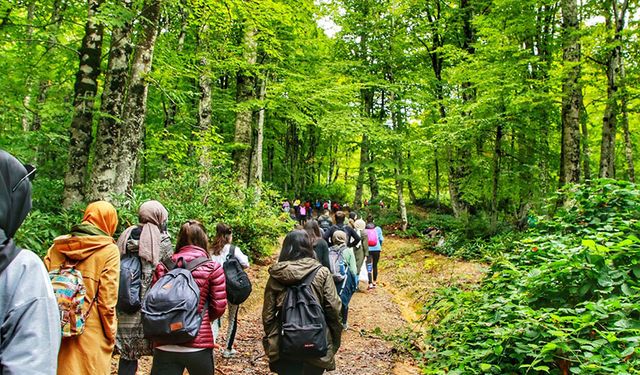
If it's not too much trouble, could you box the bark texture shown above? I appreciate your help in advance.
[233,27,258,188]
[62,0,104,207]
[599,0,628,179]
[198,56,213,185]
[560,0,582,185]
[114,0,161,196]
[250,77,267,188]
[87,0,133,201]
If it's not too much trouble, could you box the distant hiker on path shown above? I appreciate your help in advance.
[365,215,384,290]
[329,231,357,330]
[115,200,173,375]
[0,150,60,375]
[210,223,250,358]
[262,230,343,374]
[305,219,331,270]
[45,201,120,375]
[353,218,369,288]
[323,211,361,248]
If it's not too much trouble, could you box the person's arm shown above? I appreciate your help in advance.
[1,254,60,375]
[233,246,250,269]
[207,262,227,320]
[347,227,360,248]
[377,227,384,245]
[361,230,369,257]
[346,248,357,276]
[158,233,173,263]
[320,269,342,351]
[261,278,278,332]
[97,248,120,345]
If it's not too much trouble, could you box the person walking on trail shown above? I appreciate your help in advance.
[353,218,369,289]
[329,231,357,330]
[365,215,384,290]
[323,211,361,248]
[209,223,250,359]
[298,203,307,225]
[45,201,120,375]
[0,150,60,375]
[304,220,331,270]
[262,230,342,374]
[115,200,173,375]
[150,220,227,375]
[317,209,333,233]
[282,199,290,213]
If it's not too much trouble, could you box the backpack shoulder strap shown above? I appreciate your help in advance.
[162,257,177,271]
[226,245,236,260]
[186,256,212,271]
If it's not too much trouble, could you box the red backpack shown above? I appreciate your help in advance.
[366,228,378,246]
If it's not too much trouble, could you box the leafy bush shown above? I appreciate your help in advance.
[16,172,291,259]
[420,180,640,374]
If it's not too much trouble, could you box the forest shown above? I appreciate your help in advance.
[1,0,640,373]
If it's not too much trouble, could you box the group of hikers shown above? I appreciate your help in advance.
[283,198,386,225]
[0,149,384,375]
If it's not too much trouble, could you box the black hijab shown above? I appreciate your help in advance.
[0,150,33,273]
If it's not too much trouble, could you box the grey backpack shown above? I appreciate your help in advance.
[141,256,211,344]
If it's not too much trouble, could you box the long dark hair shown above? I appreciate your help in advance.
[175,220,208,252]
[304,220,322,245]
[278,230,315,262]
[210,223,232,256]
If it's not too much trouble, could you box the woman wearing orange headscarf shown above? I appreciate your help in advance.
[45,201,120,375]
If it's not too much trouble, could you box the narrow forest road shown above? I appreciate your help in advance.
[111,236,485,374]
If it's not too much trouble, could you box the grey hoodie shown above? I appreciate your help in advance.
[0,150,60,375]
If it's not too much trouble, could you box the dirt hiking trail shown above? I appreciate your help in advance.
[111,236,485,374]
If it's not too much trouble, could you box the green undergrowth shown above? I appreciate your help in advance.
[409,180,640,374]
[16,172,291,259]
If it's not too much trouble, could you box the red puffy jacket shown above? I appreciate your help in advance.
[153,245,227,348]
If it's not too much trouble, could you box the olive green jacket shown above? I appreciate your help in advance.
[262,257,342,370]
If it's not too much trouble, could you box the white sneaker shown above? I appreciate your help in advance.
[222,348,237,358]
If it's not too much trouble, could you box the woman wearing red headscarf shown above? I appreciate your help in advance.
[45,201,120,375]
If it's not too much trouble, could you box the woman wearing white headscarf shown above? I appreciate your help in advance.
[115,200,173,375]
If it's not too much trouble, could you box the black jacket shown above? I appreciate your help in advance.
[322,223,361,248]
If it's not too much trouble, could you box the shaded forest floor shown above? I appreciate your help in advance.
[111,236,486,374]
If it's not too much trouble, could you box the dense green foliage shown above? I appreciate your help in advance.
[15,173,291,258]
[419,180,640,374]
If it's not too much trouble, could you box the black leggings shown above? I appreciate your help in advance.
[151,348,214,375]
[368,251,380,283]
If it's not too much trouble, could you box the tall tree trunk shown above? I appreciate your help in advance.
[87,0,133,201]
[62,0,105,207]
[21,1,35,131]
[559,0,582,185]
[395,151,408,231]
[580,101,591,181]
[407,151,417,203]
[233,27,258,188]
[620,59,634,182]
[354,133,368,208]
[114,0,161,196]
[435,148,440,208]
[599,0,628,179]
[197,56,213,185]
[31,81,50,131]
[250,76,267,189]
[491,124,503,231]
[368,152,379,202]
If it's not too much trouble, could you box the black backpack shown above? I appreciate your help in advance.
[223,246,252,305]
[141,256,211,344]
[280,266,328,358]
[117,252,142,313]
[318,216,332,231]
